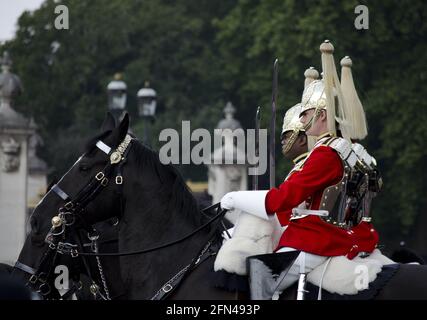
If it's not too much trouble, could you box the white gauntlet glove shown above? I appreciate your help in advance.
[220,190,270,220]
[220,192,236,210]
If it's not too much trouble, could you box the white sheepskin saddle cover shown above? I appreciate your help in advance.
[214,209,395,295]
[214,210,284,275]
[307,249,395,295]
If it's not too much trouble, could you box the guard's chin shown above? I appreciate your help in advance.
[281,147,289,157]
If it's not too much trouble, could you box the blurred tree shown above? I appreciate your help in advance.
[2,0,235,179]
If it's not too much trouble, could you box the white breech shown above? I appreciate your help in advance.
[272,247,328,300]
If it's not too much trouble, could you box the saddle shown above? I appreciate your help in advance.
[303,264,400,300]
[246,249,396,300]
[212,210,396,299]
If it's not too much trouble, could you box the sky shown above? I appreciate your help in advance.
[0,0,45,42]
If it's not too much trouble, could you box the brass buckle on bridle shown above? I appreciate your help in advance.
[37,272,47,284]
[95,172,105,181]
[95,171,109,186]
[71,249,79,258]
[101,177,109,186]
[64,201,74,210]
[29,274,38,284]
[115,176,123,185]
[162,284,173,293]
[87,230,99,242]
[59,212,75,226]
[38,282,51,296]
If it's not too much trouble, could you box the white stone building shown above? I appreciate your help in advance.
[207,102,248,223]
[0,52,47,264]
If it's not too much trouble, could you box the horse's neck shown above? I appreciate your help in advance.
[125,188,205,241]
[119,193,209,299]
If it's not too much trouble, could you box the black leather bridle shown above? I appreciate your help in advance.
[14,134,133,299]
[14,134,227,300]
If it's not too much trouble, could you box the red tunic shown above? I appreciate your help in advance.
[266,145,379,259]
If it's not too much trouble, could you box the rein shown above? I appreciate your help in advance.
[78,203,227,257]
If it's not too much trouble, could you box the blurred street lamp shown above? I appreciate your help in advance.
[137,81,157,118]
[137,81,157,146]
[107,73,127,121]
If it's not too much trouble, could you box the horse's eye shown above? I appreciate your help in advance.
[79,163,90,172]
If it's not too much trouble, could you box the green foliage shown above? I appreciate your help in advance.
[2,0,426,245]
[3,0,235,177]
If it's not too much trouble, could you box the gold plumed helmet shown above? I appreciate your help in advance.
[282,103,304,135]
[281,103,304,154]
[299,40,352,141]
[281,67,319,154]
[300,80,327,114]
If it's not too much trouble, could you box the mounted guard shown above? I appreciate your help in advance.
[212,61,313,283]
[220,40,381,299]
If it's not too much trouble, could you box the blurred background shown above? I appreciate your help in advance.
[0,0,426,262]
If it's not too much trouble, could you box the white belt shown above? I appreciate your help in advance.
[291,208,329,217]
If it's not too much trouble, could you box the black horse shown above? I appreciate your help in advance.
[13,113,234,299]
[13,113,427,300]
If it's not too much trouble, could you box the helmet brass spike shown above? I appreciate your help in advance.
[304,67,319,89]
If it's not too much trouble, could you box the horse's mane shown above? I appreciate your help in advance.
[83,132,204,227]
[130,140,203,227]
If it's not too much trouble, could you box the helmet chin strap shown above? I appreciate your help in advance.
[303,107,322,132]
[282,129,299,155]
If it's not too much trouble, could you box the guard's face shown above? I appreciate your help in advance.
[300,109,324,136]
[300,109,315,134]
[281,131,292,154]
[281,131,291,145]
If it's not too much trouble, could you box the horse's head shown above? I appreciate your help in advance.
[15,111,218,299]
[14,113,130,298]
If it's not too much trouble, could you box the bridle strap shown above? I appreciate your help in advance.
[51,184,70,201]
[96,140,111,154]
[14,261,36,275]
[71,164,113,212]
[51,137,131,213]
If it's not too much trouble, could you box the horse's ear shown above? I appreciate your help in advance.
[101,112,116,132]
[117,113,129,141]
